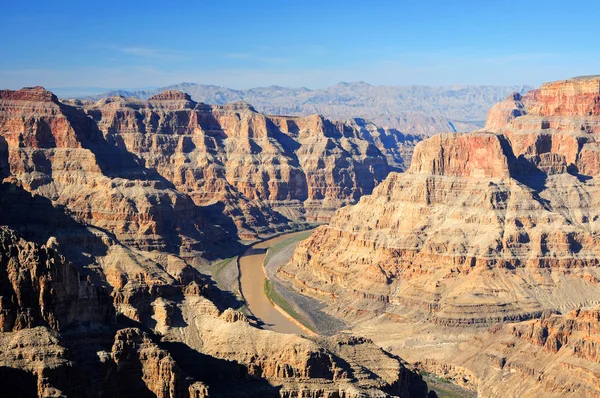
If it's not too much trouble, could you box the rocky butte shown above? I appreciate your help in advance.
[0,86,430,396]
[280,76,600,397]
[62,90,420,240]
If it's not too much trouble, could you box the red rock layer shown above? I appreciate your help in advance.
[532,76,600,117]
[149,90,193,101]
[0,86,58,102]
[0,87,241,256]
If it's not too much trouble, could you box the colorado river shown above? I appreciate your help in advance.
[239,231,310,335]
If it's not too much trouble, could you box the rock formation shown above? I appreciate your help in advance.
[281,76,600,396]
[0,86,429,396]
[0,86,239,260]
[0,221,428,397]
[2,86,420,241]
[79,95,419,237]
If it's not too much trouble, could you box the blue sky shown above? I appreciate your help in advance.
[2,0,600,91]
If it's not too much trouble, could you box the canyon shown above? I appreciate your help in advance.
[0,86,430,396]
[3,75,600,396]
[280,75,600,396]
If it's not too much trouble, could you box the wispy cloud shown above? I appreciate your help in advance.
[4,48,599,92]
[477,52,560,63]
[222,43,330,65]
[119,46,162,57]
[94,44,188,61]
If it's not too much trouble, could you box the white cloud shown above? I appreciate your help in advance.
[92,44,189,61]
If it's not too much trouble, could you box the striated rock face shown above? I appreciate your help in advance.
[447,308,600,397]
[0,226,112,332]
[512,308,600,361]
[531,76,600,117]
[281,76,600,396]
[160,294,428,397]
[0,225,203,397]
[0,223,428,397]
[0,84,429,396]
[1,87,420,241]
[283,131,600,325]
[0,86,240,259]
[484,92,527,130]
[149,90,193,102]
[0,86,58,102]
[408,133,511,178]
[78,95,419,238]
[111,328,209,398]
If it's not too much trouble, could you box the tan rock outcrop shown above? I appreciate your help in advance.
[0,222,429,397]
[0,226,112,332]
[484,92,527,130]
[111,327,208,398]
[162,295,428,397]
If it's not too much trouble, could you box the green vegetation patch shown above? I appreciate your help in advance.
[264,230,313,265]
[421,372,476,398]
[263,278,316,333]
[211,256,236,284]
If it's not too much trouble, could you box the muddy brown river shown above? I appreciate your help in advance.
[239,231,309,335]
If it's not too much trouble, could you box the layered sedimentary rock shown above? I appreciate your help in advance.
[0,223,427,397]
[2,86,419,241]
[0,226,113,332]
[484,92,527,130]
[0,86,239,259]
[281,76,600,396]
[158,293,428,397]
[0,87,429,396]
[283,132,600,325]
[75,94,419,237]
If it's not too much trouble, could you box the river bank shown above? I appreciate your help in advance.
[202,225,319,310]
[238,231,312,335]
[261,231,346,336]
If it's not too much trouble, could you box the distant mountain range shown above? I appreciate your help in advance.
[81,81,534,135]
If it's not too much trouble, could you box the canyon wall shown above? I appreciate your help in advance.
[281,76,600,397]
[1,86,420,242]
[0,86,429,396]
[0,222,428,397]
